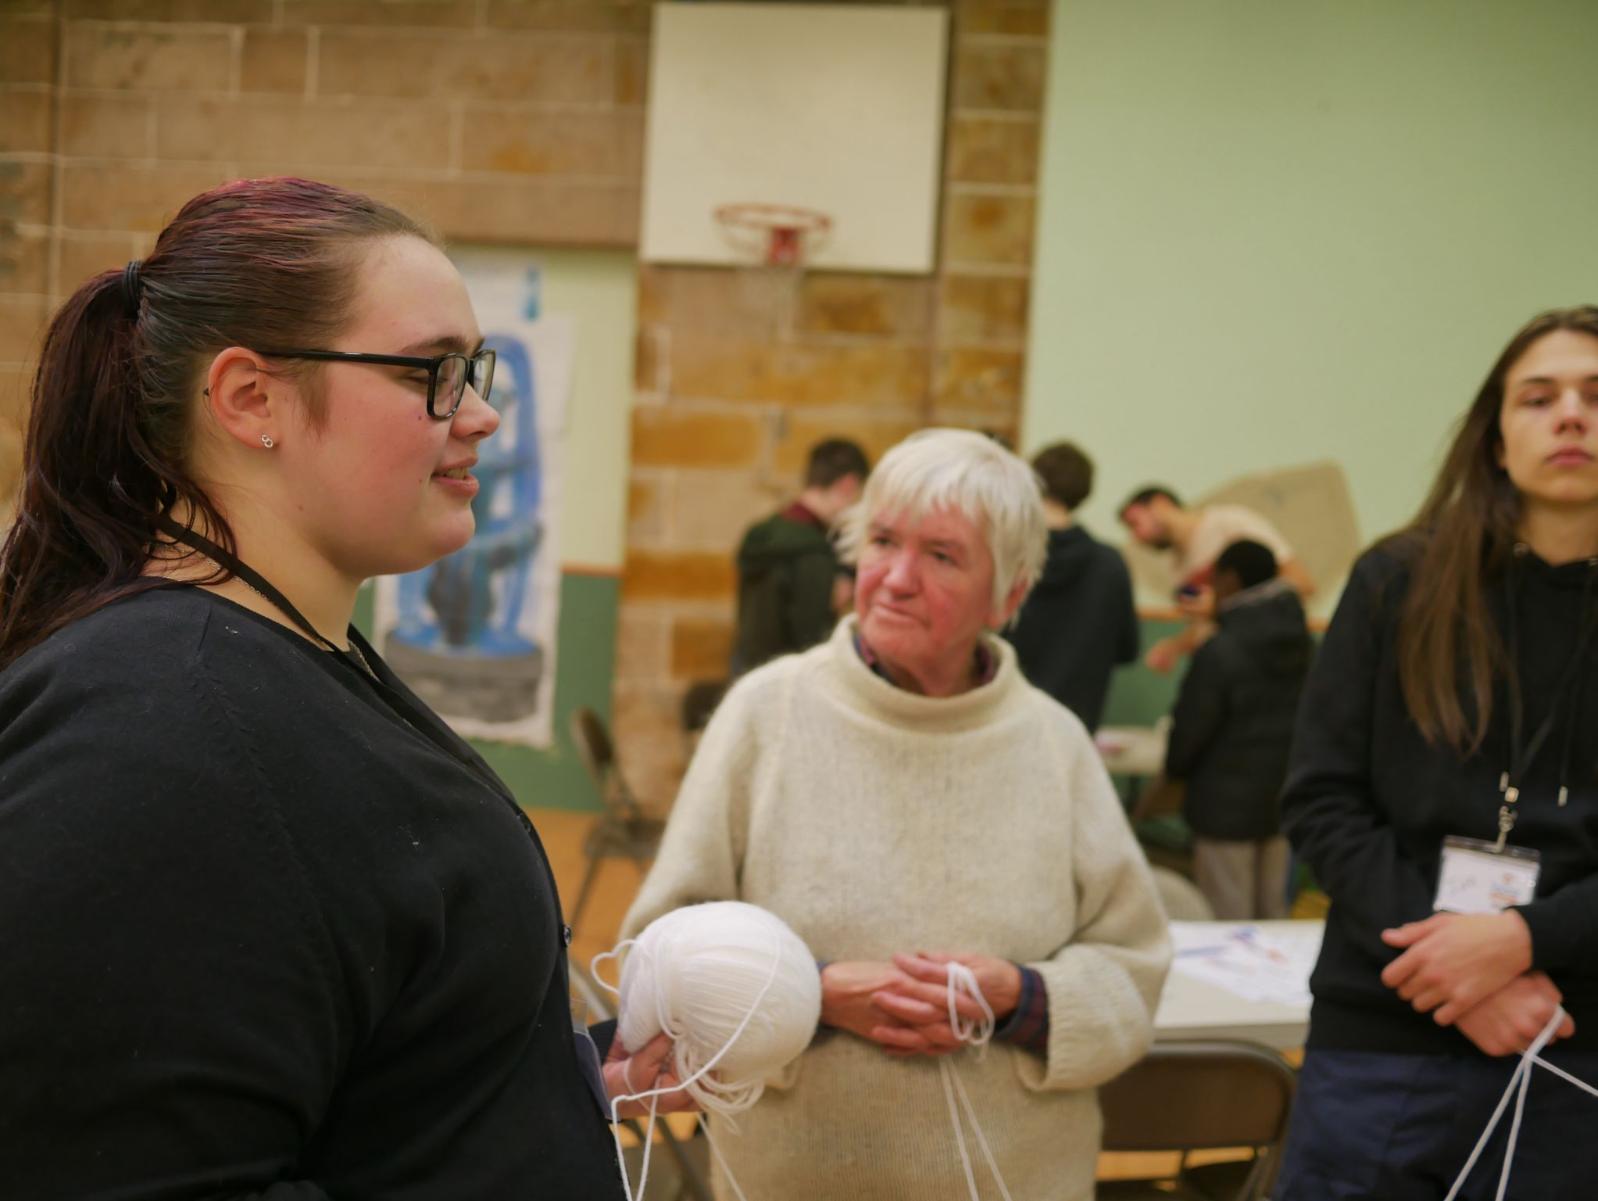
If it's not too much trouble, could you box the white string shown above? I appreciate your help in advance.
[601,930,784,1201]
[629,1092,659,1201]
[946,962,997,1049]
[949,1053,1013,1201]
[941,1058,981,1199]
[698,1113,752,1201]
[1444,1006,1596,1201]
[589,939,637,998]
[1532,1056,1598,1099]
[1495,1050,1532,1201]
[939,963,1014,1201]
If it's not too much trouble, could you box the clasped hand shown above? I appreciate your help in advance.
[1380,911,1532,1024]
[1380,910,1574,1055]
[820,953,1022,1058]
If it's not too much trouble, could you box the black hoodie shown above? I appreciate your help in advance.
[1166,580,1313,839]
[1006,524,1139,731]
[1285,542,1598,1054]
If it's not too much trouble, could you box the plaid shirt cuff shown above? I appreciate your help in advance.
[993,964,1049,1057]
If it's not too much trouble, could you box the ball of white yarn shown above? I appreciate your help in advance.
[617,901,821,1109]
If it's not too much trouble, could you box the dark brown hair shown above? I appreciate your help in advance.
[1118,483,1181,519]
[1031,441,1095,510]
[0,177,431,669]
[1215,538,1278,591]
[1393,305,1598,752]
[804,437,870,488]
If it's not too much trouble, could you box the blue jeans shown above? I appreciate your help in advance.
[1274,1046,1598,1201]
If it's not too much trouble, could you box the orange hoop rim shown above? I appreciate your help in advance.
[714,202,833,266]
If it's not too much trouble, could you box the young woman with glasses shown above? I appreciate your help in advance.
[0,177,687,1199]
[1276,307,1598,1200]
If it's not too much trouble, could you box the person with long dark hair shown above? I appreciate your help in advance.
[0,177,687,1199]
[1275,307,1598,1199]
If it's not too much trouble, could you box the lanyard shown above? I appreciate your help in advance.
[1496,552,1598,849]
[155,517,518,807]
[156,518,580,957]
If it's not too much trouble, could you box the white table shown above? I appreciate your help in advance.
[1096,723,1168,780]
[1153,919,1322,1051]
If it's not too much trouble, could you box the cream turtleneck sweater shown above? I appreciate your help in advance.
[622,617,1171,1200]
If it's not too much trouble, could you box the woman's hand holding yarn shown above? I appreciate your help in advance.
[1380,911,1534,1025]
[1454,971,1575,1057]
[603,1033,699,1118]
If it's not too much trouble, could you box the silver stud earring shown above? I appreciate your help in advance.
[260,434,275,449]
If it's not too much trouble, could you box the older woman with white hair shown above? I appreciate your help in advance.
[622,428,1171,1200]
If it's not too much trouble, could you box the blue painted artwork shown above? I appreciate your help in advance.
[383,334,546,722]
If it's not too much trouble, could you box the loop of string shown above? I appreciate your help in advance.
[1444,1006,1598,1201]
[591,933,784,1201]
[939,963,1014,1201]
[593,949,1019,1201]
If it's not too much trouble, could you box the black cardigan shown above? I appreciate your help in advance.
[1284,544,1598,1054]
[0,588,625,1199]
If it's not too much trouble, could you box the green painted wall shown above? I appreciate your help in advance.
[471,572,619,811]
[1101,615,1184,729]
[357,571,620,811]
[1024,0,1598,549]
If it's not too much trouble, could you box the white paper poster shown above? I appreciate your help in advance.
[374,257,573,748]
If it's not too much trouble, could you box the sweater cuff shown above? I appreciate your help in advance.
[993,964,1049,1057]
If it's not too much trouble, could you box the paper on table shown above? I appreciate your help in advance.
[1169,922,1322,1006]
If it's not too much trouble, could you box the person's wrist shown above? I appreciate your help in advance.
[1501,910,1534,973]
[992,962,1024,1019]
[817,962,840,1028]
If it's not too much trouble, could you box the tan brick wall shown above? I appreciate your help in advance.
[0,0,649,502]
[0,0,1049,807]
[612,0,1051,806]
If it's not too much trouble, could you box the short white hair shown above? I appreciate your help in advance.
[837,428,1047,609]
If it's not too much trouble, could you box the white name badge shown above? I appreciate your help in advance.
[1434,836,1541,914]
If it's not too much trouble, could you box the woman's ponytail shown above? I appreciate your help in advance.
[0,269,171,666]
[0,176,431,669]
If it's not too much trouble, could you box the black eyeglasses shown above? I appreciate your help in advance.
[254,347,496,420]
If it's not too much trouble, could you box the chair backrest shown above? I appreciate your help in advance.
[1150,866,1215,921]
[680,679,727,733]
[570,706,640,818]
[1099,1040,1296,1153]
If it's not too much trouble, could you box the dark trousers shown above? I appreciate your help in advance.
[1275,1046,1598,1200]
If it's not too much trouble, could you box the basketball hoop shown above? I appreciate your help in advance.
[714,202,833,267]
[713,203,833,333]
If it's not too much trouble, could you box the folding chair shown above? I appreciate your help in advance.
[569,958,713,1201]
[1149,864,1216,922]
[567,706,667,939]
[1098,1040,1297,1201]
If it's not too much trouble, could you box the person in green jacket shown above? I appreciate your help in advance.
[731,438,869,675]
